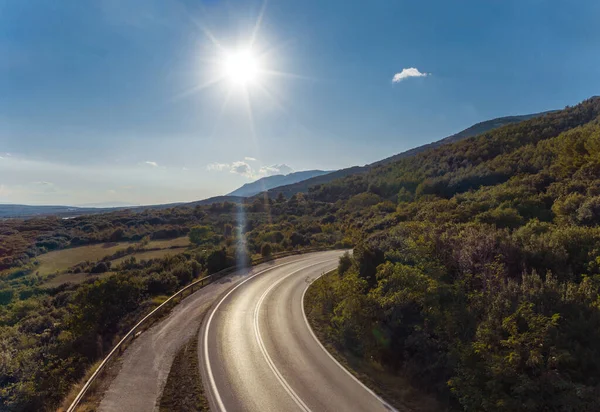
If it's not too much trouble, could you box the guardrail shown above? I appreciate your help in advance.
[67,247,326,412]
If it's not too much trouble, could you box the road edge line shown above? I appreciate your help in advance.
[301,270,399,412]
[253,259,338,412]
[200,252,335,412]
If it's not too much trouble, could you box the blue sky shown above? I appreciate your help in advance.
[1,0,599,205]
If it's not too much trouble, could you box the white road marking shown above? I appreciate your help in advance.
[202,254,335,412]
[301,273,399,412]
[253,260,337,412]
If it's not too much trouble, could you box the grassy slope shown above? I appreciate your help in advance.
[38,237,190,287]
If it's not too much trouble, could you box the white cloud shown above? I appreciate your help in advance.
[145,161,158,167]
[206,160,294,180]
[206,162,229,171]
[230,161,253,178]
[392,68,429,83]
[32,181,53,186]
[244,157,257,162]
[259,164,293,176]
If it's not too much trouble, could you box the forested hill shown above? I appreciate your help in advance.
[369,110,555,167]
[306,96,600,410]
[266,109,553,199]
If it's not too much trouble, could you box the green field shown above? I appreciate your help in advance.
[37,237,191,287]
[36,242,133,276]
[111,247,188,265]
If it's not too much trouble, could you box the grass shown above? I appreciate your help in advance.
[111,247,187,265]
[42,271,115,288]
[36,237,191,276]
[36,242,131,276]
[304,270,443,412]
[36,237,191,288]
[159,332,209,412]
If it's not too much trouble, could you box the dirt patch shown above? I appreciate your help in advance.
[158,332,208,411]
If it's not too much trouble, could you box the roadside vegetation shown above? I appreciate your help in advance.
[0,197,344,410]
[1,96,600,410]
[304,97,600,410]
[158,332,208,412]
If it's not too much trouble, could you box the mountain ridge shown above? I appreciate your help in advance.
[227,170,332,197]
[265,110,555,198]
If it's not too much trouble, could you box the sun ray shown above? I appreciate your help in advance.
[170,75,225,102]
[189,16,225,53]
[209,86,234,138]
[250,0,268,49]
[254,83,290,116]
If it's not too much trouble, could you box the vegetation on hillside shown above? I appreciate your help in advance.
[0,201,345,410]
[1,96,600,410]
[307,97,600,410]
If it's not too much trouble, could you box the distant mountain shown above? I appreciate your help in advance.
[0,204,118,219]
[76,201,139,208]
[1,112,556,219]
[266,110,554,198]
[227,170,332,197]
[188,195,246,206]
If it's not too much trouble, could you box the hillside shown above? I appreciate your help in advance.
[2,97,600,411]
[227,170,331,197]
[266,110,552,198]
[370,110,556,166]
[302,96,600,410]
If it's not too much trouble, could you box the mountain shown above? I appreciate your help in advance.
[370,110,556,167]
[227,170,332,197]
[0,112,556,219]
[265,110,554,198]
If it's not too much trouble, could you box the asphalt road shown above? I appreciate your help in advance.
[200,250,396,412]
[99,253,338,412]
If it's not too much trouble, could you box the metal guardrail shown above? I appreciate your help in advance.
[67,248,324,412]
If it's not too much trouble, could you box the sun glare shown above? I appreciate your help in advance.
[223,49,260,86]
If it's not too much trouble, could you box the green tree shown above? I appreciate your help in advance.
[261,243,273,259]
[189,225,212,245]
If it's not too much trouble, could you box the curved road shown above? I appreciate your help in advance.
[200,250,396,412]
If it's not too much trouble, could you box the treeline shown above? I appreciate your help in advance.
[308,97,600,410]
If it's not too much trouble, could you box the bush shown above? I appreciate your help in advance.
[261,243,273,259]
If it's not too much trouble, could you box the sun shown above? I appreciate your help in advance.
[223,49,260,86]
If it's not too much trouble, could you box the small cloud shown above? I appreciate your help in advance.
[207,162,229,171]
[32,181,53,185]
[230,161,253,178]
[207,160,293,180]
[392,68,429,83]
[244,157,257,162]
[145,161,158,167]
[107,189,117,195]
[259,164,293,176]
[182,167,189,171]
